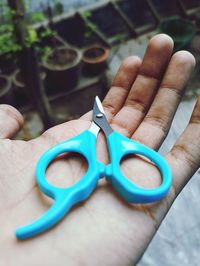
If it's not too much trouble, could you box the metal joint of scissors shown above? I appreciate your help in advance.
[16,96,172,240]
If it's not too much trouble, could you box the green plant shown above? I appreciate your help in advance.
[83,11,92,18]
[82,11,97,39]
[0,2,20,58]
[29,11,47,24]
[0,2,15,22]
[0,1,55,58]
[25,27,39,47]
[53,0,64,15]
[111,33,125,43]
[0,24,21,56]
[36,45,53,63]
[25,27,56,48]
[39,27,56,39]
[25,0,47,24]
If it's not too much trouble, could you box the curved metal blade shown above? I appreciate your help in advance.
[92,96,113,137]
[94,96,105,114]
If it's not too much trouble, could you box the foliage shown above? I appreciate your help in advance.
[0,2,15,22]
[53,0,64,15]
[111,33,125,43]
[82,11,97,39]
[36,45,53,63]
[82,11,92,18]
[0,4,20,56]
[0,2,55,58]
[0,24,21,56]
[29,11,46,24]
[39,27,56,39]
[25,27,39,47]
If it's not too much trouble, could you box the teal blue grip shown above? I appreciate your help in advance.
[16,130,103,240]
[105,131,172,203]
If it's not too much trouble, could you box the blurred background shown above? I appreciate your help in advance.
[0,0,200,265]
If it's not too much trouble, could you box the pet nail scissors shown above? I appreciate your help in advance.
[16,96,172,240]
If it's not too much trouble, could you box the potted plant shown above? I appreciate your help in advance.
[82,44,109,76]
[40,5,82,93]
[42,46,82,93]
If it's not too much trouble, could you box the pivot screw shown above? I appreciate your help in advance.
[96,113,103,118]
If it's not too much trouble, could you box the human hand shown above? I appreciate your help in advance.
[0,34,199,266]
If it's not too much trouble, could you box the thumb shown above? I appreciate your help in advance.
[0,105,24,139]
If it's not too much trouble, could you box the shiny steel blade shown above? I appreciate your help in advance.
[92,96,113,137]
[95,96,105,114]
[93,96,105,117]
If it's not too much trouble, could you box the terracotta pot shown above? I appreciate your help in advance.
[82,44,109,76]
[0,75,14,105]
[42,46,82,93]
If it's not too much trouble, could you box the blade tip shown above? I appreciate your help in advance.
[95,95,100,102]
[94,96,105,114]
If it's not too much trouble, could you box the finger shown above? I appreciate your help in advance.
[103,56,142,119]
[81,56,141,121]
[111,34,174,136]
[133,51,196,149]
[167,96,200,196]
[0,105,24,139]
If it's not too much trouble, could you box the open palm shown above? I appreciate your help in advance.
[0,34,199,266]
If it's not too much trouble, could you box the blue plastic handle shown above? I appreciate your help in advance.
[105,131,172,203]
[16,130,103,240]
